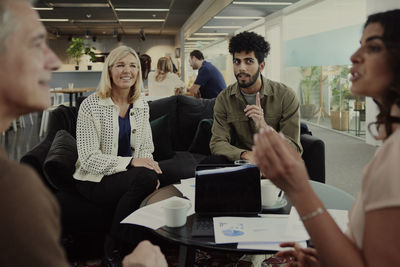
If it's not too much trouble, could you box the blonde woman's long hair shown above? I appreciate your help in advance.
[155,57,172,82]
[97,45,142,103]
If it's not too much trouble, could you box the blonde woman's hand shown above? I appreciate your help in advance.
[131,158,162,174]
[253,127,309,198]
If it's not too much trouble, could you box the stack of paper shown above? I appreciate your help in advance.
[212,207,348,251]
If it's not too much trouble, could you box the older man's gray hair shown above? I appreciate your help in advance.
[0,0,35,50]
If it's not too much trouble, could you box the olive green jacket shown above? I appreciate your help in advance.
[210,76,302,161]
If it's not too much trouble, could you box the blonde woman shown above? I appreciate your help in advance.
[73,45,162,263]
[148,56,186,97]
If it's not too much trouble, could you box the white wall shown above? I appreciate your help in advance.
[283,0,366,41]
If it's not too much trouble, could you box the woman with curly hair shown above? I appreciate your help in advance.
[254,9,400,267]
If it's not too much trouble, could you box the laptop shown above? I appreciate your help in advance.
[192,164,262,236]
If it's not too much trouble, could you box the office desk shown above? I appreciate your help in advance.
[51,87,96,106]
[140,181,354,267]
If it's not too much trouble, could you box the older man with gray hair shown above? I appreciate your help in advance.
[0,0,167,266]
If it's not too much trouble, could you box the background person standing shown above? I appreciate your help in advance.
[188,49,226,99]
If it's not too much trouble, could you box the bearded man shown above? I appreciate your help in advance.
[209,31,302,163]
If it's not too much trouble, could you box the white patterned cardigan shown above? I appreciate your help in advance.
[73,93,154,182]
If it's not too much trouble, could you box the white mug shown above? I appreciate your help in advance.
[234,159,251,165]
[163,198,191,228]
[260,179,284,206]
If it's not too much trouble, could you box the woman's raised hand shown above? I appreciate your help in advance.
[253,127,310,198]
[131,158,163,174]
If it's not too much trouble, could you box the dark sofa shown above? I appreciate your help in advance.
[21,94,325,256]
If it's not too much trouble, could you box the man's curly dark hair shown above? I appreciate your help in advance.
[229,31,270,64]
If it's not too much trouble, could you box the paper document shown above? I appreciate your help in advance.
[213,216,307,244]
[285,207,349,240]
[238,240,307,251]
[121,196,194,229]
[174,177,195,202]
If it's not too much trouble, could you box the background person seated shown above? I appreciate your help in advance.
[148,57,186,97]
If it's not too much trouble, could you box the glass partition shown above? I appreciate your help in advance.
[285,65,366,137]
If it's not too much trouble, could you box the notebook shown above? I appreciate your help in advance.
[192,164,262,236]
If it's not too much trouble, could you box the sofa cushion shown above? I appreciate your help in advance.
[175,95,215,151]
[43,130,78,193]
[150,114,175,161]
[188,118,213,155]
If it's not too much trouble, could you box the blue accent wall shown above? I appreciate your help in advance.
[285,24,363,67]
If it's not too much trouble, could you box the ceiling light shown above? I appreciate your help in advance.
[186,37,220,41]
[73,20,117,23]
[202,26,241,29]
[49,3,110,8]
[32,7,54,10]
[113,28,118,37]
[115,8,169,12]
[214,16,263,19]
[119,19,165,22]
[55,29,61,37]
[193,33,229,36]
[233,1,292,5]
[39,18,69,22]
[85,30,91,38]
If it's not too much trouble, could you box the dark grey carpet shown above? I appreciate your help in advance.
[307,123,376,197]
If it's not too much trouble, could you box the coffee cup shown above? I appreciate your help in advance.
[163,198,191,228]
[260,179,284,206]
[234,159,251,165]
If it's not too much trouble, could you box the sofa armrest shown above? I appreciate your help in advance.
[20,138,54,190]
[300,134,326,183]
[20,105,78,191]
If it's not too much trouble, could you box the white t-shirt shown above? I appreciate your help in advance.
[148,72,185,97]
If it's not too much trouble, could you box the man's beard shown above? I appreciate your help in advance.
[236,68,260,88]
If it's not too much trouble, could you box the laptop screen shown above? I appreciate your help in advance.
[195,164,262,215]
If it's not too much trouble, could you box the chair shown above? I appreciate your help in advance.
[311,181,354,210]
[300,122,326,183]
[40,88,63,136]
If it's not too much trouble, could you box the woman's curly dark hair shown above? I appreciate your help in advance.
[228,31,270,64]
[365,9,400,138]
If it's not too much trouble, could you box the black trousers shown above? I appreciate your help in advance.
[199,154,232,164]
[76,167,158,241]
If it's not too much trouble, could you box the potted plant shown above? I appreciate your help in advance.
[299,66,320,120]
[66,37,96,70]
[85,46,97,70]
[329,65,352,131]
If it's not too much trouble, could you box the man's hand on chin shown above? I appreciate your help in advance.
[244,92,267,129]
